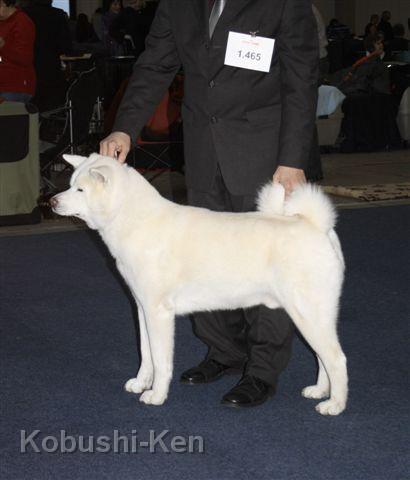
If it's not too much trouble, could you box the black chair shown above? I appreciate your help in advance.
[40,67,102,192]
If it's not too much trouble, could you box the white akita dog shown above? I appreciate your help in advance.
[51,153,348,415]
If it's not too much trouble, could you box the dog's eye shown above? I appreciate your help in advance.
[77,188,84,192]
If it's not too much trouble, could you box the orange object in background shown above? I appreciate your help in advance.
[104,73,184,138]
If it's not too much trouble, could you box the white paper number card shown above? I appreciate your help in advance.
[224,31,275,73]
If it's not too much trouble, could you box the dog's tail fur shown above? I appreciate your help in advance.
[257,183,336,233]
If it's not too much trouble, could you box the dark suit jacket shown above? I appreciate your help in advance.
[114,0,318,195]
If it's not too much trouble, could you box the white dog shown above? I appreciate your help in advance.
[51,153,348,415]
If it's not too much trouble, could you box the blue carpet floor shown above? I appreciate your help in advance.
[1,206,409,480]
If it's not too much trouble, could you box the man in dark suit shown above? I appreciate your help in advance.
[101,0,318,408]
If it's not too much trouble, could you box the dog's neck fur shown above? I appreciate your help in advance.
[97,166,171,255]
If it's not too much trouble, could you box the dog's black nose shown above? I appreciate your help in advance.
[49,196,58,209]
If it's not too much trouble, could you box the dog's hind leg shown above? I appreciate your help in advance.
[286,302,348,416]
[125,303,154,394]
[139,301,175,406]
[302,356,330,399]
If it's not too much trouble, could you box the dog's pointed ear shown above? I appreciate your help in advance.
[63,154,87,168]
[89,166,111,184]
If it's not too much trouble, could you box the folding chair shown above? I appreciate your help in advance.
[40,67,101,193]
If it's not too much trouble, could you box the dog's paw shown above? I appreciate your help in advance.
[302,385,329,400]
[124,374,153,394]
[139,390,167,406]
[315,399,346,416]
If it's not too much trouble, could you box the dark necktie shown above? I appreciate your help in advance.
[209,0,226,38]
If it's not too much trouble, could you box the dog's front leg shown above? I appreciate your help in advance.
[139,302,175,406]
[125,304,154,394]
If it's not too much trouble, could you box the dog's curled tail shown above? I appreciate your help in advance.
[257,182,336,232]
[256,182,287,216]
[285,183,337,232]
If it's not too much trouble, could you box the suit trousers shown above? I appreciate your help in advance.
[187,166,295,387]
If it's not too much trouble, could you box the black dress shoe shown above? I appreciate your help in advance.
[180,359,231,384]
[221,375,274,408]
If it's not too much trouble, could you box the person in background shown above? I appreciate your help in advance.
[390,24,409,51]
[67,10,77,40]
[24,0,72,112]
[363,33,390,93]
[365,33,388,61]
[0,0,35,103]
[364,14,379,38]
[332,33,390,96]
[326,18,351,41]
[109,0,154,57]
[102,0,123,55]
[75,13,98,44]
[378,11,394,43]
